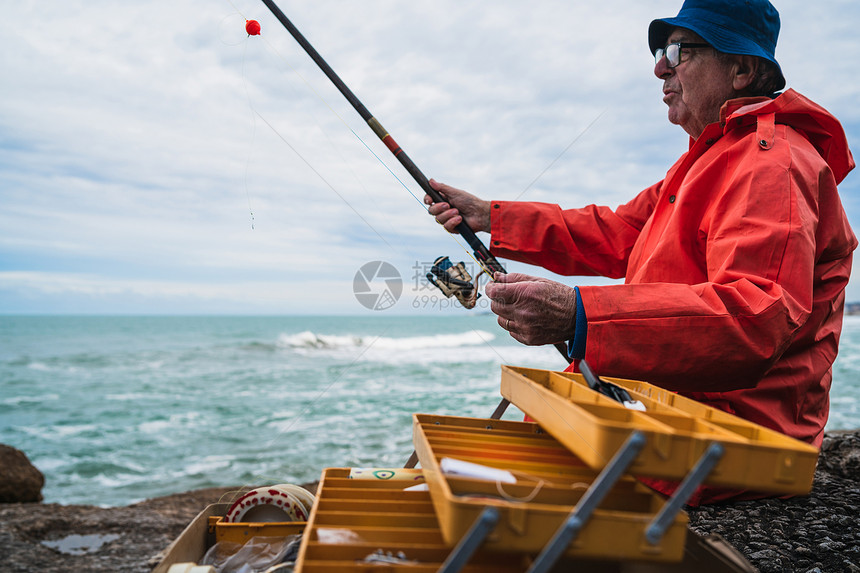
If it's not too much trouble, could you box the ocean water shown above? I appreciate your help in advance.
[1,314,858,507]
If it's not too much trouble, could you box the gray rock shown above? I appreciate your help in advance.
[0,484,317,573]
[748,549,780,560]
[688,430,860,573]
[0,444,44,503]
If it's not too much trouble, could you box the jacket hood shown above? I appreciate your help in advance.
[721,89,855,184]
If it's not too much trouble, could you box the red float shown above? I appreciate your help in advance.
[245,19,261,36]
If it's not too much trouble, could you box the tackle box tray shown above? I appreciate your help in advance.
[152,503,306,573]
[500,365,818,493]
[412,414,688,563]
[294,467,533,572]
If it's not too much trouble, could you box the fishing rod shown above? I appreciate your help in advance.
[255,4,652,472]
[260,0,503,285]
[260,0,573,363]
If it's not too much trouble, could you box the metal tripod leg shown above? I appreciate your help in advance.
[437,506,500,573]
[489,397,511,419]
[644,442,725,545]
[526,430,647,573]
[403,449,419,469]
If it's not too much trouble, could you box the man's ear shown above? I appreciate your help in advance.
[732,55,759,92]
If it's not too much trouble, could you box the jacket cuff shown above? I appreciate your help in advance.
[489,200,511,254]
[567,286,588,360]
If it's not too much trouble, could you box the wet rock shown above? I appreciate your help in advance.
[819,430,860,478]
[0,444,44,503]
[0,484,317,573]
[748,549,779,560]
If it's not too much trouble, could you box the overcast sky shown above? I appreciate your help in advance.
[1,0,858,315]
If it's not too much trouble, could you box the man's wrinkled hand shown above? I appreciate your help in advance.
[424,179,492,234]
[485,272,577,346]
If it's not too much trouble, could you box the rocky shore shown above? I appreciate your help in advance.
[687,430,860,573]
[1,431,858,573]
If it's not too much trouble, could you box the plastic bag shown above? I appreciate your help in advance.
[201,535,300,573]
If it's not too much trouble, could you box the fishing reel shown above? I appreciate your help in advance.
[426,255,484,309]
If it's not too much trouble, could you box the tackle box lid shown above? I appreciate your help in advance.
[500,365,818,493]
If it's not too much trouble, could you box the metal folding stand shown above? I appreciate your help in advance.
[437,506,500,573]
[529,439,724,573]
[525,431,646,573]
[645,442,724,544]
[434,432,726,573]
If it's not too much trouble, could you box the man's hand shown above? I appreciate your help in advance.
[485,273,577,346]
[424,179,492,234]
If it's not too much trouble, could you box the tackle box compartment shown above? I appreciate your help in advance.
[294,467,530,572]
[500,365,818,493]
[208,515,305,545]
[412,414,688,563]
[152,495,308,572]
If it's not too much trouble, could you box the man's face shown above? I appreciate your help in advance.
[655,28,738,139]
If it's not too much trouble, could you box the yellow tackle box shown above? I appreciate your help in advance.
[500,365,818,493]
[412,414,688,563]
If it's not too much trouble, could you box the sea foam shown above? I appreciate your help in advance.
[278,330,495,351]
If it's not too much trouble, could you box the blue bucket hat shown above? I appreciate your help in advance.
[649,0,785,91]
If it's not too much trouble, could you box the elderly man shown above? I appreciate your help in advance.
[426,0,856,504]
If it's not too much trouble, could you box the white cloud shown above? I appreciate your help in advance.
[1,0,859,313]
[0,270,358,314]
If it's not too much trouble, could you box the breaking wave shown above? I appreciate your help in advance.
[278,330,496,351]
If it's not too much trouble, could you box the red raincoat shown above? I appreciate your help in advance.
[489,90,856,504]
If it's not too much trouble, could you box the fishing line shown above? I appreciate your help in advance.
[252,37,414,251]
[227,3,496,292]
[228,5,399,250]
[220,6,422,502]
[250,25,492,276]
[492,475,588,503]
[222,9,501,467]
[256,37,413,197]
[514,109,607,202]
[230,5,587,477]
[220,8,259,229]
[227,1,439,260]
[253,111,396,251]
[249,32,424,207]
[240,38,257,230]
[230,4,588,373]
[218,12,248,47]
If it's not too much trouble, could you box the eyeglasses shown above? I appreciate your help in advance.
[654,42,711,68]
